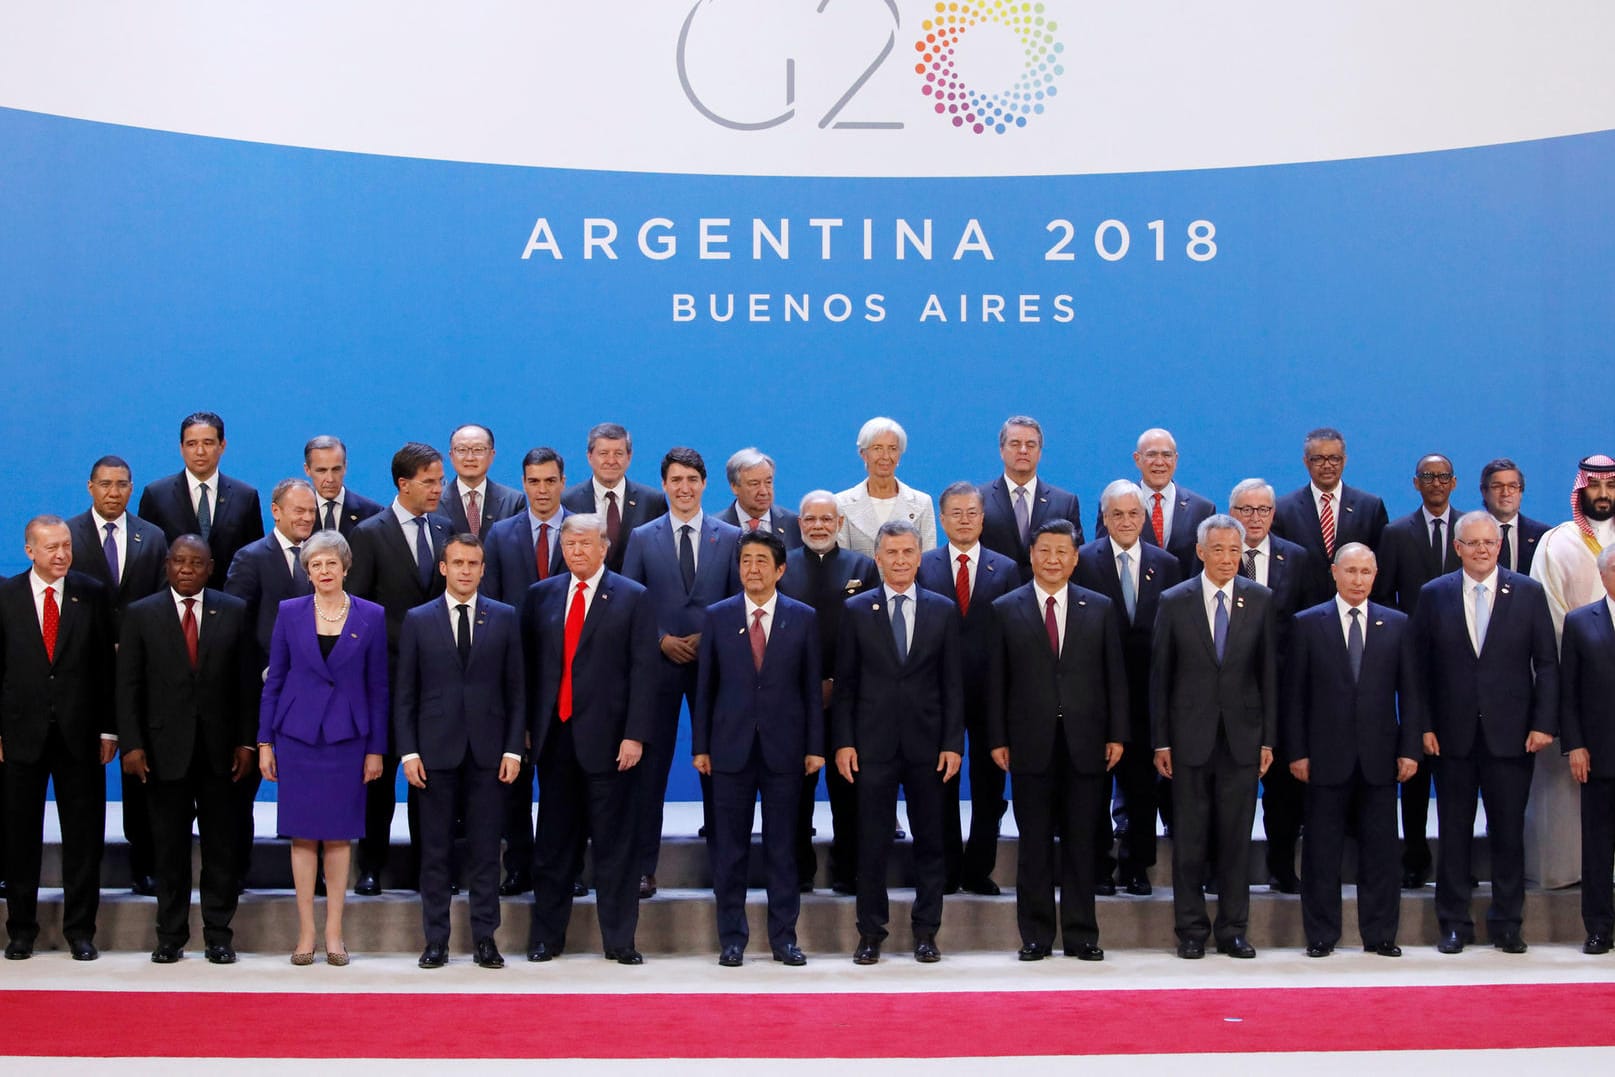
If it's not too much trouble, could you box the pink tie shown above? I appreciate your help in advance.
[750,609,767,670]
[466,489,482,536]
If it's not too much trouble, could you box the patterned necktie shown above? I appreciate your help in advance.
[196,482,213,540]
[1151,492,1165,546]
[678,524,696,591]
[456,603,471,666]
[559,580,587,721]
[182,597,199,669]
[605,490,621,550]
[103,522,120,589]
[1044,594,1060,655]
[1213,589,1229,662]
[1319,492,1336,558]
[1117,552,1136,622]
[466,489,482,536]
[413,516,434,589]
[890,594,908,662]
[750,608,767,670]
[42,585,59,662]
[955,554,971,617]
[1473,582,1490,653]
[1499,523,1513,573]
[324,500,338,531]
[1242,547,1258,580]
[1014,486,1031,546]
[1347,607,1364,681]
[535,522,551,579]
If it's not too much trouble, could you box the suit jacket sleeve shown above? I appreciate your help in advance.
[1526,588,1560,736]
[984,608,1008,752]
[1403,595,1433,740]
[1395,624,1421,760]
[1281,616,1310,761]
[258,608,291,744]
[89,584,116,734]
[363,611,391,755]
[1560,620,1585,753]
[393,613,422,760]
[1148,598,1176,752]
[801,610,825,760]
[347,527,378,601]
[1259,597,1278,750]
[520,587,545,743]
[114,606,149,754]
[1101,603,1129,744]
[831,605,860,752]
[624,590,658,746]
[939,605,965,755]
[691,609,719,758]
[498,614,526,757]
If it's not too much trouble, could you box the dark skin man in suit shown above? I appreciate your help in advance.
[137,412,265,591]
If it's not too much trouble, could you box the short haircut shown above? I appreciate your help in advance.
[299,529,353,571]
[271,477,315,505]
[725,447,774,487]
[522,446,565,475]
[1099,479,1146,515]
[938,480,981,514]
[391,442,442,489]
[875,519,921,548]
[1197,513,1246,544]
[1135,427,1176,452]
[661,446,706,481]
[738,529,787,568]
[89,455,131,480]
[998,415,1043,447]
[303,435,347,463]
[450,423,494,448]
[168,533,212,560]
[856,416,908,453]
[1228,478,1275,505]
[586,422,631,452]
[443,532,484,555]
[24,513,67,544]
[1415,453,1453,472]
[1333,541,1376,566]
[1480,457,1525,492]
[798,489,838,515]
[561,512,608,539]
[1031,519,1079,546]
[1303,426,1345,448]
[1456,510,1502,542]
[179,411,225,441]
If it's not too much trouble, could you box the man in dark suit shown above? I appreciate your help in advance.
[1151,513,1278,959]
[224,478,318,885]
[693,530,824,966]
[345,442,452,895]
[1230,478,1320,894]
[1284,543,1421,958]
[988,520,1128,960]
[977,415,1085,581]
[481,446,571,895]
[116,535,257,964]
[621,447,742,896]
[1075,480,1181,895]
[918,481,1019,894]
[396,534,524,970]
[303,435,385,536]
[1271,426,1390,601]
[834,520,964,964]
[560,422,668,573]
[1559,547,1615,954]
[1368,454,1462,889]
[1097,428,1216,580]
[778,490,880,894]
[523,513,657,964]
[137,411,264,590]
[717,447,802,548]
[0,516,116,960]
[1409,511,1558,954]
[442,424,526,539]
[67,454,170,897]
[1479,458,1549,576]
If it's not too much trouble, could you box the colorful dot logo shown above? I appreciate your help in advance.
[915,1,1064,135]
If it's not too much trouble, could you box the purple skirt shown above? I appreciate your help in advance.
[274,730,369,841]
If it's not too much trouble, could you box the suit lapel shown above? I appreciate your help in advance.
[1479,572,1517,658]
[1190,581,1220,664]
[52,578,83,665]
[435,598,460,664]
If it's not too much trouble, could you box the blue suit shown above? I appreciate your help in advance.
[621,513,742,877]
[482,509,569,607]
[1560,598,1615,937]
[693,592,823,952]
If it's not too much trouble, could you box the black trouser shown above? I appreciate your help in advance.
[943,716,1006,887]
[1105,744,1161,879]
[146,741,239,949]
[1434,747,1533,939]
[529,719,638,953]
[230,767,261,885]
[711,738,801,951]
[419,756,504,946]
[1013,724,1104,949]
[1582,776,1615,937]
[122,772,156,883]
[1300,765,1400,948]
[855,757,946,941]
[501,758,536,880]
[4,725,105,944]
[1401,756,1434,878]
[635,662,710,878]
[1262,758,1305,883]
[359,755,420,887]
[1170,731,1258,945]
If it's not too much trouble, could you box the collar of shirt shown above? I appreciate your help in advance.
[734,501,770,530]
[1108,537,1140,560]
[456,477,487,502]
[31,570,64,601]
[1420,506,1450,528]
[1032,580,1066,611]
[171,587,203,622]
[671,510,704,536]
[529,506,563,534]
[92,509,128,532]
[592,478,627,506]
[947,541,980,566]
[1144,480,1176,504]
[1463,568,1499,597]
[1310,482,1341,513]
[1200,573,1233,616]
[883,583,917,606]
[323,489,347,516]
[391,498,429,528]
[446,591,479,619]
[186,470,220,499]
[745,592,779,623]
[1004,474,1039,502]
[273,528,301,554]
[1335,594,1369,637]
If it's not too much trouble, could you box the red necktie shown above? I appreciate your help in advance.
[1151,492,1165,546]
[955,553,971,617]
[750,609,767,670]
[535,522,551,579]
[558,580,587,721]
[466,489,482,536]
[182,597,199,668]
[42,585,59,662]
[1319,492,1336,558]
[1044,595,1060,655]
[747,517,761,532]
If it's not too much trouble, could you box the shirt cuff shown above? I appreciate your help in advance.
[100,734,118,743]
[502,752,523,762]
[401,752,421,763]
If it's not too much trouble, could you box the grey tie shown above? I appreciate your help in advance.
[678,524,696,591]
[1013,486,1031,546]
[196,482,212,540]
[1213,589,1229,662]
[324,500,339,531]
[1347,607,1364,681]
[1117,551,1136,622]
[890,593,909,662]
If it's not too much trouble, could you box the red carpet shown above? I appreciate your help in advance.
[5,983,1615,1057]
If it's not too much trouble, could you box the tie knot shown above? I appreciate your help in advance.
[892,593,906,610]
[199,482,208,493]
[1321,491,1333,504]
[1118,551,1130,568]
[1045,595,1056,613]
[1475,583,1487,597]
[680,524,692,536]
[105,522,116,535]
[1153,492,1162,505]
[957,553,969,567]
[1015,486,1027,498]
[415,516,427,528]
[1349,607,1360,620]
[1216,589,1227,607]
[574,580,588,595]
[457,603,469,614]
[290,545,301,556]
[606,490,618,504]
[183,597,195,610]
[753,609,765,625]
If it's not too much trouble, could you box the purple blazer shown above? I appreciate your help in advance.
[257,594,389,753]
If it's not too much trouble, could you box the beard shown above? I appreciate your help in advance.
[1580,488,1615,522]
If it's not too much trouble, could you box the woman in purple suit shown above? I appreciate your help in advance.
[256,530,388,966]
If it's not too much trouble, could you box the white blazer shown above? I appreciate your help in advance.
[834,478,938,556]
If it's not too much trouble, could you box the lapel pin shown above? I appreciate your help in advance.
[628,500,637,508]
[872,603,881,611]
[1374,619,1384,626]
[1236,596,1245,608]
[70,595,80,603]
[738,626,747,635]
[133,534,143,543]
[1344,506,1354,514]
[349,632,358,638]
[600,592,609,601]
[1077,599,1087,607]
[208,609,217,616]
[908,513,916,521]
[1501,585,1511,595]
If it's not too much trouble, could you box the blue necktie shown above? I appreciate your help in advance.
[1473,582,1490,652]
[102,522,120,589]
[1347,607,1364,681]
[414,516,434,589]
[1117,551,1136,622]
[1213,589,1229,663]
[890,593,908,662]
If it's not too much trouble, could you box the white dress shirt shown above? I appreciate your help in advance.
[187,469,220,517]
[568,564,607,621]
[1109,537,1142,594]
[670,510,705,572]
[92,510,129,579]
[1462,568,1499,654]
[883,583,918,653]
[1335,594,1370,643]
[947,542,981,594]
[32,572,117,743]
[1200,573,1234,637]
[745,592,779,644]
[1310,482,1341,519]
[1242,535,1271,587]
[591,477,628,518]
[1144,481,1177,542]
[272,527,303,576]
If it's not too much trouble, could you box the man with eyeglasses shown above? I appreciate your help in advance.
[1370,453,1463,888]
[1098,428,1214,580]
[1408,511,1558,954]
[918,482,1020,895]
[1479,459,1549,575]
[442,424,525,539]
[978,415,1085,583]
[1273,427,1389,603]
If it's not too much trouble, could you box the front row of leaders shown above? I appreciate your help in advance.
[9,485,1611,968]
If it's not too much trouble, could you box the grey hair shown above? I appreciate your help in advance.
[299,529,353,571]
[998,416,1043,447]
[1135,427,1177,452]
[1333,541,1377,567]
[875,519,921,547]
[856,416,908,453]
[1455,510,1502,543]
[302,435,347,463]
[725,447,775,487]
[1228,478,1275,506]
[1099,479,1146,515]
[272,477,316,505]
[561,512,609,540]
[1197,513,1246,545]
[798,489,838,515]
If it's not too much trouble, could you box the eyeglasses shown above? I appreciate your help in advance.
[1415,472,1455,484]
[451,445,492,457]
[1486,482,1524,494]
[1138,450,1177,461]
[1456,538,1500,550]
[942,509,982,522]
[1306,454,1345,466]
[1229,505,1273,517]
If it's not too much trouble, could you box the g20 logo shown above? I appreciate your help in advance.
[677,0,1064,135]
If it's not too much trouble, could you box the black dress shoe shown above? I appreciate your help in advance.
[474,938,505,969]
[204,944,237,965]
[1095,877,1117,897]
[637,874,657,899]
[772,944,806,966]
[1584,933,1612,955]
[1492,932,1528,954]
[151,944,183,964]
[499,873,532,897]
[719,944,745,967]
[606,947,644,965]
[1305,942,1334,958]
[1065,942,1104,961]
[131,875,158,897]
[526,941,557,962]
[573,880,589,898]
[419,942,449,968]
[1176,939,1205,960]
[1269,874,1301,895]
[69,938,99,961]
[1365,942,1403,957]
[1017,943,1051,961]
[1123,874,1153,896]
[1203,878,1219,895]
[852,936,881,965]
[830,880,856,896]
[1436,930,1467,954]
[799,881,815,893]
[354,872,381,896]
[914,935,941,963]
[4,938,32,960]
[894,828,906,840]
[961,877,1001,896]
[1401,870,1427,890]
[1216,936,1256,959]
